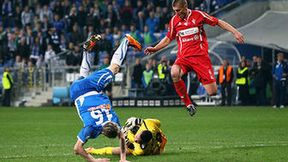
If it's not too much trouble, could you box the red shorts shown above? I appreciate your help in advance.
[174,55,216,85]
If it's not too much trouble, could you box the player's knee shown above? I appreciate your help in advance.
[171,70,180,81]
[207,88,217,96]
[108,64,120,74]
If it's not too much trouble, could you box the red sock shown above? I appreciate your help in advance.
[173,80,192,107]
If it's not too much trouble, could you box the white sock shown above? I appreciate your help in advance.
[110,38,129,66]
[80,51,94,77]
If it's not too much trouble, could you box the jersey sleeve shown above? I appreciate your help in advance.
[77,125,101,143]
[145,119,161,127]
[197,10,218,26]
[166,16,177,40]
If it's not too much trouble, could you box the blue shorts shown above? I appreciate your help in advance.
[70,68,113,101]
[74,93,120,143]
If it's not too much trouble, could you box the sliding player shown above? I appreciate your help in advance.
[86,117,167,156]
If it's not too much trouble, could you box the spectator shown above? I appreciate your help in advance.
[135,11,145,32]
[1,0,13,28]
[68,23,83,44]
[120,0,133,26]
[217,59,234,106]
[47,27,61,53]
[272,53,288,108]
[52,14,65,34]
[17,37,30,62]
[143,25,156,47]
[77,5,87,30]
[65,42,77,73]
[129,24,143,45]
[44,44,56,66]
[67,6,78,32]
[39,5,53,23]
[159,7,170,31]
[145,11,159,33]
[41,15,52,33]
[157,56,168,82]
[30,37,43,66]
[132,58,143,89]
[2,67,13,106]
[236,61,249,105]
[251,56,270,105]
[7,30,17,64]
[142,62,154,88]
[0,25,7,63]
[21,6,33,26]
[13,6,23,28]
[106,4,119,28]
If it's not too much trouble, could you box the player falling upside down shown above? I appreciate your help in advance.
[145,0,244,116]
[86,117,167,156]
[71,34,142,162]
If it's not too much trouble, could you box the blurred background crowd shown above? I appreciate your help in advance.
[1,0,287,107]
[0,0,235,68]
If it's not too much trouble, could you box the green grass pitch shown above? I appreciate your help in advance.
[0,106,288,162]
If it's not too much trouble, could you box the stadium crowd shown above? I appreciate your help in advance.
[0,0,235,68]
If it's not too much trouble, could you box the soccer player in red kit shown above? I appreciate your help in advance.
[144,0,244,116]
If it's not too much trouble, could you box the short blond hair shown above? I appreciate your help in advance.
[172,0,187,7]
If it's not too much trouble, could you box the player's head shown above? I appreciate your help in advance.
[102,122,120,138]
[172,0,188,19]
[277,52,284,61]
[135,130,153,144]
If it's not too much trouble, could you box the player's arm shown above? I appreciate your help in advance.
[144,36,171,55]
[217,20,244,44]
[74,139,109,162]
[118,131,130,162]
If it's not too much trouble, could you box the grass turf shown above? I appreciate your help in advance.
[0,106,287,162]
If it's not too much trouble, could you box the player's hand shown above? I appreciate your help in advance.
[144,47,157,55]
[93,158,110,162]
[233,31,244,44]
[124,117,143,130]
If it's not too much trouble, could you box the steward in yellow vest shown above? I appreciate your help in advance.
[2,67,13,106]
[236,61,249,105]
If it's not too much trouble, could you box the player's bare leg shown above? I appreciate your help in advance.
[171,65,196,116]
[203,82,218,96]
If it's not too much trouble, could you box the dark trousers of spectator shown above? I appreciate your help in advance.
[255,86,266,106]
[238,85,249,106]
[2,89,12,106]
[221,83,232,106]
[273,80,286,106]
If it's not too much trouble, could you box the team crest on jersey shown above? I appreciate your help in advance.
[178,27,199,37]
[192,19,196,24]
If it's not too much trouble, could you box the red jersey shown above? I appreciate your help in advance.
[166,10,218,58]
